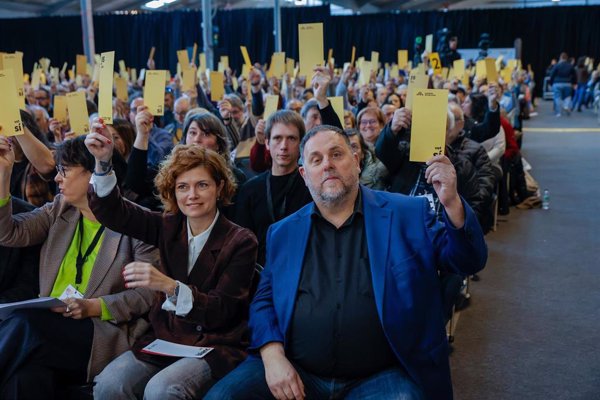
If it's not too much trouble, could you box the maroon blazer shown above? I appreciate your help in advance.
[88,186,258,379]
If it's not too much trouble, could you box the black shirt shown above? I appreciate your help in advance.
[287,192,396,378]
[234,169,312,266]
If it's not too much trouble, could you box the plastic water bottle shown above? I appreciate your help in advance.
[542,189,550,210]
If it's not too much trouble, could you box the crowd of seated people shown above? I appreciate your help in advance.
[0,37,570,399]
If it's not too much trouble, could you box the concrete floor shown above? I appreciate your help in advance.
[450,100,600,400]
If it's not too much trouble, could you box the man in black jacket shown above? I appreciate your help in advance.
[549,52,577,116]
[234,110,313,266]
[0,198,40,303]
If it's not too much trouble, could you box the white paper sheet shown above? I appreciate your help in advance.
[0,297,65,320]
[141,339,213,358]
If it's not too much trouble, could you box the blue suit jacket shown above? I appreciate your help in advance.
[249,186,487,400]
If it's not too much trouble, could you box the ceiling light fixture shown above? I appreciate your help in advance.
[144,0,178,9]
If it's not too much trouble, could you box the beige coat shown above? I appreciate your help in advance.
[0,195,159,381]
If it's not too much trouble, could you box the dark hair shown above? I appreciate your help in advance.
[54,136,95,172]
[20,109,50,148]
[112,119,136,158]
[300,99,319,119]
[265,110,306,141]
[300,124,349,158]
[344,128,368,168]
[468,93,488,122]
[384,92,402,107]
[182,113,230,159]
[86,100,98,115]
[577,56,586,68]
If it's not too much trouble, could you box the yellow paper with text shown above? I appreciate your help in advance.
[76,54,87,76]
[144,70,167,116]
[1,54,25,108]
[210,71,225,102]
[429,52,442,75]
[270,52,285,79]
[410,89,448,162]
[66,91,90,136]
[425,34,433,53]
[263,95,279,120]
[298,23,324,79]
[99,51,115,124]
[398,50,408,69]
[328,96,344,126]
[406,70,429,110]
[485,58,498,83]
[0,70,24,136]
[53,95,68,125]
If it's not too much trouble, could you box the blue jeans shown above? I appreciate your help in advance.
[205,356,424,400]
[552,83,573,114]
[572,84,586,110]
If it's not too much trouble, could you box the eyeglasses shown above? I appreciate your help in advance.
[56,164,67,177]
[359,119,379,126]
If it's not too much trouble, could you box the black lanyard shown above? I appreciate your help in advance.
[266,170,299,223]
[75,215,105,285]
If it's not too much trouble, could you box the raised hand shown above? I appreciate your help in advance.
[84,117,114,168]
[0,135,15,173]
[425,154,464,227]
[391,108,412,134]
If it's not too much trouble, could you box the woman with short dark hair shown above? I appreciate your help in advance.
[0,135,159,398]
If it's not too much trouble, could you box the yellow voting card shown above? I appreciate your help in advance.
[76,54,87,76]
[98,51,115,124]
[475,59,486,80]
[453,59,465,79]
[501,68,513,84]
[1,54,25,108]
[39,57,51,72]
[429,52,442,75]
[371,51,379,69]
[199,53,207,73]
[0,70,24,137]
[441,67,449,79]
[192,43,198,66]
[425,34,433,53]
[210,71,225,102]
[182,66,196,91]
[485,58,498,83]
[507,59,518,71]
[286,58,295,76]
[298,23,324,79]
[51,67,59,84]
[144,70,167,116]
[350,46,356,66]
[235,137,256,159]
[406,69,429,110]
[242,64,250,80]
[115,77,128,102]
[149,46,156,62]
[270,52,285,79]
[263,95,279,121]
[53,95,68,125]
[131,68,137,83]
[410,89,448,162]
[398,50,408,69]
[66,91,90,136]
[220,55,229,70]
[358,61,372,87]
[177,50,190,68]
[31,68,41,90]
[240,46,252,68]
[495,55,504,71]
[328,96,344,127]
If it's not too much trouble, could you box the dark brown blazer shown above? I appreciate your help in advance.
[88,185,258,379]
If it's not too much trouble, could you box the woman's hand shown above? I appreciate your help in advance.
[53,298,102,319]
[84,118,114,170]
[0,135,15,174]
[123,262,177,295]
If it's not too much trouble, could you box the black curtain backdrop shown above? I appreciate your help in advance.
[0,5,598,96]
